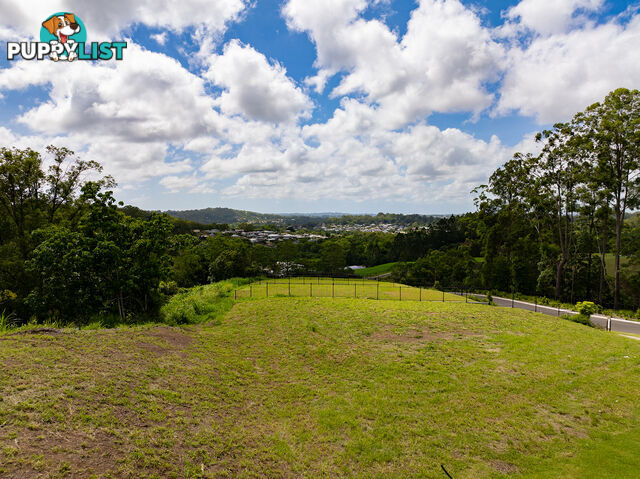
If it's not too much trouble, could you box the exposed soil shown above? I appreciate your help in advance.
[3,428,120,479]
[136,326,194,356]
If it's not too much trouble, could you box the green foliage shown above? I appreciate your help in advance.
[160,279,249,325]
[576,301,598,316]
[564,313,593,326]
[27,186,173,324]
[0,309,16,331]
[158,280,179,296]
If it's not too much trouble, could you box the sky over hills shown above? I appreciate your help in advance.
[0,0,637,214]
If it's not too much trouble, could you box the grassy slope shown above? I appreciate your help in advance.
[353,263,398,277]
[2,295,640,477]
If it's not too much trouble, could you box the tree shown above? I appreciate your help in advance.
[320,240,346,274]
[0,147,43,256]
[43,145,112,223]
[575,88,640,308]
[534,122,585,299]
[0,146,109,258]
[29,184,173,322]
[474,156,535,294]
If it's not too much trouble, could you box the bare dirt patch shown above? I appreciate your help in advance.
[491,459,518,474]
[136,326,194,356]
[148,326,194,347]
[1,428,121,479]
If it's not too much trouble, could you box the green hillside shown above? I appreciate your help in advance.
[164,207,441,227]
[166,207,294,225]
[2,288,640,477]
[353,262,399,277]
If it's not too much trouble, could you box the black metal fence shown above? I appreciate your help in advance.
[235,277,490,304]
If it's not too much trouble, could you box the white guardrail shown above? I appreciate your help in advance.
[489,295,640,335]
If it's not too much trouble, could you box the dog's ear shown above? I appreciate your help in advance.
[42,16,58,35]
[64,13,76,24]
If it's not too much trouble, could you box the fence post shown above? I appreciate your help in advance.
[465,290,468,303]
[377,282,379,300]
[234,290,237,300]
[442,290,445,303]
[266,283,269,297]
[399,286,402,301]
[250,284,252,297]
[535,297,537,313]
[288,280,291,297]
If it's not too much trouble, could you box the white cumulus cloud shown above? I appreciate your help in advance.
[497,13,640,123]
[204,40,313,123]
[0,0,248,40]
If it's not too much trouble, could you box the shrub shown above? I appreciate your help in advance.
[563,313,592,327]
[159,279,249,326]
[0,310,17,331]
[575,301,598,316]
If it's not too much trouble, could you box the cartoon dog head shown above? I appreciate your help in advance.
[42,13,81,43]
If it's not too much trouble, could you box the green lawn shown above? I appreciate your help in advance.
[352,262,401,277]
[604,253,640,276]
[236,278,466,302]
[1,288,640,477]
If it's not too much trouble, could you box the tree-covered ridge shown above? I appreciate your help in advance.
[166,207,296,225]
[165,207,442,227]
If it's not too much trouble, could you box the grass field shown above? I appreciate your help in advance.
[2,285,640,477]
[352,263,398,277]
[235,278,467,302]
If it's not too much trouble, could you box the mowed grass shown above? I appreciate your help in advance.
[237,278,465,302]
[2,296,640,477]
[353,263,398,277]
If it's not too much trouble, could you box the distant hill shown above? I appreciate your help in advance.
[164,207,333,226]
[165,207,444,228]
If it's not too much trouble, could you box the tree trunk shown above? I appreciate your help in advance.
[586,212,595,300]
[555,255,567,300]
[614,209,622,310]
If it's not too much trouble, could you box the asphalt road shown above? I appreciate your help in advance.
[490,295,640,335]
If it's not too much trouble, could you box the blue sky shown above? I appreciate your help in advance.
[0,0,638,214]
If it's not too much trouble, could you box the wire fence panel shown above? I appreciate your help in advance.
[234,278,490,304]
